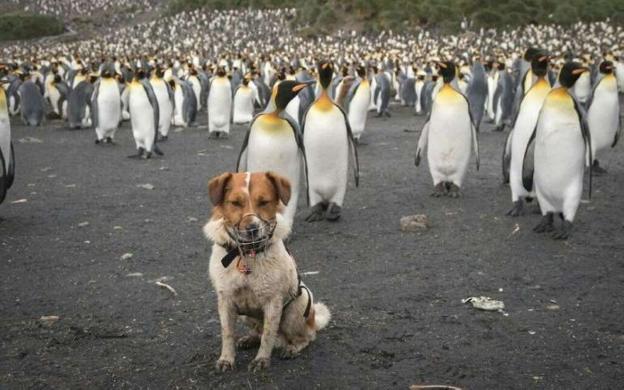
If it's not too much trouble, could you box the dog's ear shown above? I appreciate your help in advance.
[266,172,291,206]
[208,172,233,205]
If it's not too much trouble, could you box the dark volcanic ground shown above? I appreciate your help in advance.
[1,105,623,389]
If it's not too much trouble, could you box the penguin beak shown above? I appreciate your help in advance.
[291,83,309,93]
[437,62,447,69]
[572,67,588,75]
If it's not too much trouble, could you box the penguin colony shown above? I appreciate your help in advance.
[0,11,623,234]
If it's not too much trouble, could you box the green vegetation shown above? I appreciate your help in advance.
[168,0,624,32]
[0,12,64,41]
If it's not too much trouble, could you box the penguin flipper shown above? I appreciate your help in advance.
[166,81,175,110]
[7,141,15,189]
[236,114,258,172]
[612,111,622,148]
[572,98,592,199]
[502,129,513,183]
[334,103,359,187]
[141,80,160,142]
[281,111,310,204]
[471,123,480,170]
[0,148,6,205]
[415,122,429,166]
[90,80,100,129]
[522,130,536,193]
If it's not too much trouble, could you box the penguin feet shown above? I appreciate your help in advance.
[325,203,342,222]
[533,213,554,233]
[506,200,525,217]
[431,182,447,197]
[153,145,164,156]
[95,138,103,145]
[383,111,391,118]
[305,203,327,223]
[128,147,145,159]
[492,125,505,132]
[551,219,572,240]
[592,160,607,176]
[219,132,229,139]
[447,183,462,198]
[143,152,153,160]
[208,132,218,139]
[158,134,168,142]
[104,137,115,145]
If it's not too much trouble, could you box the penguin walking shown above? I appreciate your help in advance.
[67,78,94,129]
[415,61,479,197]
[171,77,197,128]
[18,79,45,126]
[237,80,311,224]
[127,70,162,159]
[528,62,592,240]
[492,63,515,132]
[208,67,232,139]
[587,61,621,174]
[0,80,15,204]
[232,78,255,124]
[374,67,391,117]
[92,68,121,144]
[506,53,551,216]
[303,61,359,222]
[346,65,371,142]
[150,68,174,141]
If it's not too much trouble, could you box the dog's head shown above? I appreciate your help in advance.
[204,172,292,246]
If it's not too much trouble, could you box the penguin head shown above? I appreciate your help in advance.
[216,67,226,77]
[599,61,614,75]
[356,65,366,78]
[275,80,313,111]
[317,60,334,89]
[558,62,588,88]
[523,47,541,62]
[531,52,550,77]
[437,61,456,83]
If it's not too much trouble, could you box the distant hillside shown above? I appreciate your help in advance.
[168,0,624,32]
[0,12,64,42]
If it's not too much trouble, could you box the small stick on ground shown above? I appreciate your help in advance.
[156,281,178,297]
[410,386,463,390]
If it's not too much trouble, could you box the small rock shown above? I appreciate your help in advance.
[462,296,505,311]
[40,315,60,326]
[546,304,560,311]
[113,226,123,230]
[40,167,53,172]
[159,166,169,171]
[528,330,536,335]
[137,184,154,190]
[400,214,430,231]
[219,145,234,150]
[126,272,143,277]
[47,174,57,178]
[120,253,134,261]
[78,221,90,227]
[65,184,76,188]
[11,199,28,204]
[18,137,43,143]
[187,217,198,222]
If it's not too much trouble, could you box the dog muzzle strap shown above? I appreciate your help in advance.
[221,246,240,268]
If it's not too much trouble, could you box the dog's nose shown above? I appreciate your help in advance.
[247,222,259,232]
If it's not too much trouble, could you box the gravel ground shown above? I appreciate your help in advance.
[1,105,623,389]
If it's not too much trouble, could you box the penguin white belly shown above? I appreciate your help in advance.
[233,88,254,124]
[208,79,232,133]
[415,82,423,114]
[616,62,624,92]
[189,77,202,110]
[509,81,551,201]
[534,95,585,221]
[48,85,61,114]
[151,81,173,137]
[587,76,619,157]
[486,75,497,120]
[284,95,300,125]
[427,88,472,186]
[246,118,301,223]
[573,73,591,103]
[304,104,349,206]
[121,86,131,121]
[129,85,155,151]
[368,78,377,111]
[173,86,186,126]
[348,82,370,139]
[0,89,11,174]
[96,81,121,139]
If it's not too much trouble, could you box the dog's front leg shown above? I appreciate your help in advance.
[216,294,237,372]
[249,298,283,372]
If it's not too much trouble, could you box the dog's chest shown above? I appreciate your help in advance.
[231,286,266,319]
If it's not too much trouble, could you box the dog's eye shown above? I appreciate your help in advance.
[257,199,270,208]
[229,200,243,208]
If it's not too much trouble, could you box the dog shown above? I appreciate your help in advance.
[203,171,331,372]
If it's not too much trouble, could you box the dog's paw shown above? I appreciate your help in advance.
[237,335,261,350]
[280,347,300,360]
[248,357,270,372]
[216,358,234,372]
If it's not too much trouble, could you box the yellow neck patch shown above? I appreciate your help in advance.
[313,91,334,112]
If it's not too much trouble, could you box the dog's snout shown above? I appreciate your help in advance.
[247,222,259,233]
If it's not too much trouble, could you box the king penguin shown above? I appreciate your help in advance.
[92,66,121,144]
[0,79,15,205]
[127,69,163,159]
[237,80,312,224]
[587,60,621,174]
[150,67,174,141]
[506,53,551,216]
[415,61,479,197]
[232,77,255,124]
[302,60,359,222]
[208,67,232,139]
[527,62,592,240]
[346,65,372,142]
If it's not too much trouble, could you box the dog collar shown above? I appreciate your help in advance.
[219,242,268,269]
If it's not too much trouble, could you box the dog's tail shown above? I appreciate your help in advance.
[313,302,331,331]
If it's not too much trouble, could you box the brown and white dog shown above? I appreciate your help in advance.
[203,171,331,372]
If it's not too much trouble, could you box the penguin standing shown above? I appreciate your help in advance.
[0,80,15,204]
[18,79,45,127]
[92,67,121,144]
[232,78,255,124]
[67,77,94,129]
[466,60,488,131]
[415,61,479,197]
[573,62,591,107]
[207,67,232,139]
[374,67,391,117]
[414,70,426,115]
[528,62,592,240]
[346,65,371,142]
[150,68,174,141]
[127,70,162,159]
[492,62,515,132]
[587,61,621,174]
[303,61,359,222]
[506,53,551,216]
[171,77,197,128]
[237,80,311,223]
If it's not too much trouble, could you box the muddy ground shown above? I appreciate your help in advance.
[1,104,623,389]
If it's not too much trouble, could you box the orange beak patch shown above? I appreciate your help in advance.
[572,68,587,75]
[292,83,307,92]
